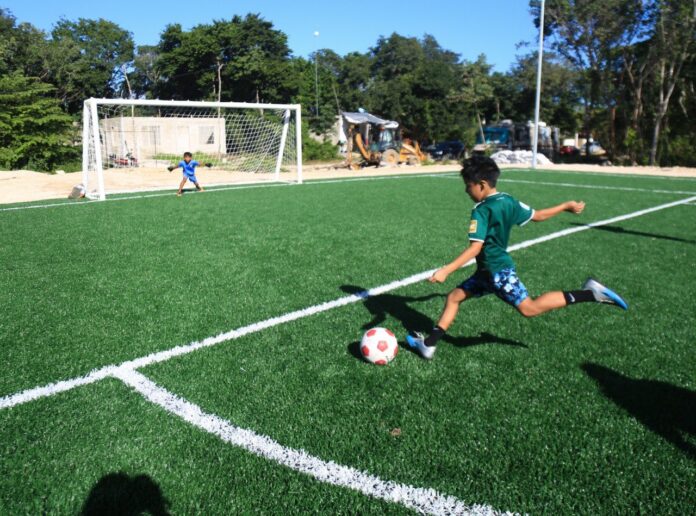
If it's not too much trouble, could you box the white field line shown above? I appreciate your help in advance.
[0,173,458,213]
[113,368,509,516]
[2,194,695,411]
[507,167,696,182]
[437,175,696,195]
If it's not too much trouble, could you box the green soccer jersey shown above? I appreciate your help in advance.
[467,192,535,273]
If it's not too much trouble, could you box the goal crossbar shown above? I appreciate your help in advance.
[88,98,301,111]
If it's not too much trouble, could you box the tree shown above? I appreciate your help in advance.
[648,0,696,164]
[335,51,373,113]
[0,8,50,78]
[450,55,495,144]
[152,15,296,104]
[49,18,134,112]
[365,33,469,142]
[0,73,77,170]
[531,0,646,152]
[504,52,582,133]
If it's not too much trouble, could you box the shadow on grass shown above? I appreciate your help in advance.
[341,284,528,358]
[445,332,527,348]
[583,363,696,460]
[340,284,443,333]
[80,472,170,516]
[570,223,696,244]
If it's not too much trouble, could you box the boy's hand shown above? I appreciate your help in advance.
[565,201,585,214]
[429,268,449,284]
[204,162,213,168]
[167,165,175,172]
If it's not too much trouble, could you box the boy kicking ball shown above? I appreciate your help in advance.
[168,152,211,196]
[406,156,628,360]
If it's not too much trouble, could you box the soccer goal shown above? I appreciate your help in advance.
[82,98,303,200]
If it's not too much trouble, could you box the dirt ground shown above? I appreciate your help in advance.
[2,162,696,205]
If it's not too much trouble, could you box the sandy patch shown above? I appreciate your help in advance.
[1,162,695,205]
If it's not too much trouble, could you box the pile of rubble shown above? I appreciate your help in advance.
[490,150,552,166]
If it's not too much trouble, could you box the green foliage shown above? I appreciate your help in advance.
[155,15,296,104]
[1,5,696,167]
[0,73,78,171]
[663,133,696,167]
[301,122,340,162]
[0,8,48,78]
[492,52,582,133]
[50,18,134,113]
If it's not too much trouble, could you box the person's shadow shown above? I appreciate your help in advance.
[341,284,527,358]
[569,222,696,244]
[80,472,170,516]
[340,284,444,334]
[583,363,696,460]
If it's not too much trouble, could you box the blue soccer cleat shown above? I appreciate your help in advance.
[406,332,437,360]
[583,278,629,310]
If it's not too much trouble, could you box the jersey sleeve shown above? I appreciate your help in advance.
[514,200,535,226]
[468,207,488,242]
[178,160,185,168]
[191,160,199,168]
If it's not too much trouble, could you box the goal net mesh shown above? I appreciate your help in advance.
[83,101,299,199]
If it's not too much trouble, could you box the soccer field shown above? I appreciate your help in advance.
[1,169,695,514]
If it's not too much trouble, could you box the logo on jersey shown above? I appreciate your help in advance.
[469,220,478,233]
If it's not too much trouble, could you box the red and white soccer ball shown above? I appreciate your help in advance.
[360,327,398,365]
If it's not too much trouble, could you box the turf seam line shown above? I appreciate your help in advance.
[0,172,459,213]
[436,175,696,195]
[112,367,511,516]
[2,194,694,410]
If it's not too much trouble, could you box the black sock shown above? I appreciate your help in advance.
[563,290,596,305]
[425,326,446,347]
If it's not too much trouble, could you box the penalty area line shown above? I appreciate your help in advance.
[1,194,695,411]
[112,368,510,516]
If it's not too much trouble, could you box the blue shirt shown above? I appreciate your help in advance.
[179,160,199,176]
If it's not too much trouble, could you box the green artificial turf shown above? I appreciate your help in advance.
[1,169,694,513]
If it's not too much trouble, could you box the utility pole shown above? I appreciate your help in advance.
[314,31,320,118]
[532,0,545,169]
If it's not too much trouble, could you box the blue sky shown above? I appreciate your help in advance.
[3,0,538,72]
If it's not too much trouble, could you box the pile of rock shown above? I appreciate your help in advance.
[490,150,552,166]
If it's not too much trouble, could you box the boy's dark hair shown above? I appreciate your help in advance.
[183,151,192,158]
[460,155,500,187]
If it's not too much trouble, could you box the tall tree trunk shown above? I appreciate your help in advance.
[650,58,684,165]
[649,0,695,165]
[649,112,662,166]
[475,106,485,148]
[624,49,653,164]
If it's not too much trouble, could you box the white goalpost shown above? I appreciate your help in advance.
[82,98,303,200]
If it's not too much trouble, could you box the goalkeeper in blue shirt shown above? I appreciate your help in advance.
[168,152,211,196]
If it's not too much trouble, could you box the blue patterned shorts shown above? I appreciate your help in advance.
[458,268,529,307]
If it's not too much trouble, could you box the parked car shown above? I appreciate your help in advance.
[427,140,466,161]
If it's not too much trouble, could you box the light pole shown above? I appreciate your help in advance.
[532,0,545,169]
[313,31,320,118]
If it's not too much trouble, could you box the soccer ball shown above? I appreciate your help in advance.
[360,327,398,365]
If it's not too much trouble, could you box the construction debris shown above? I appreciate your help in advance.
[490,150,552,166]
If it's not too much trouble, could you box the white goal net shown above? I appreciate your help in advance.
[82,99,303,200]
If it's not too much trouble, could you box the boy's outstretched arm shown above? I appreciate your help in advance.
[167,164,180,172]
[429,241,483,283]
[532,201,585,222]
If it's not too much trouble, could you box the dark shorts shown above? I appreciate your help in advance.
[458,268,529,307]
